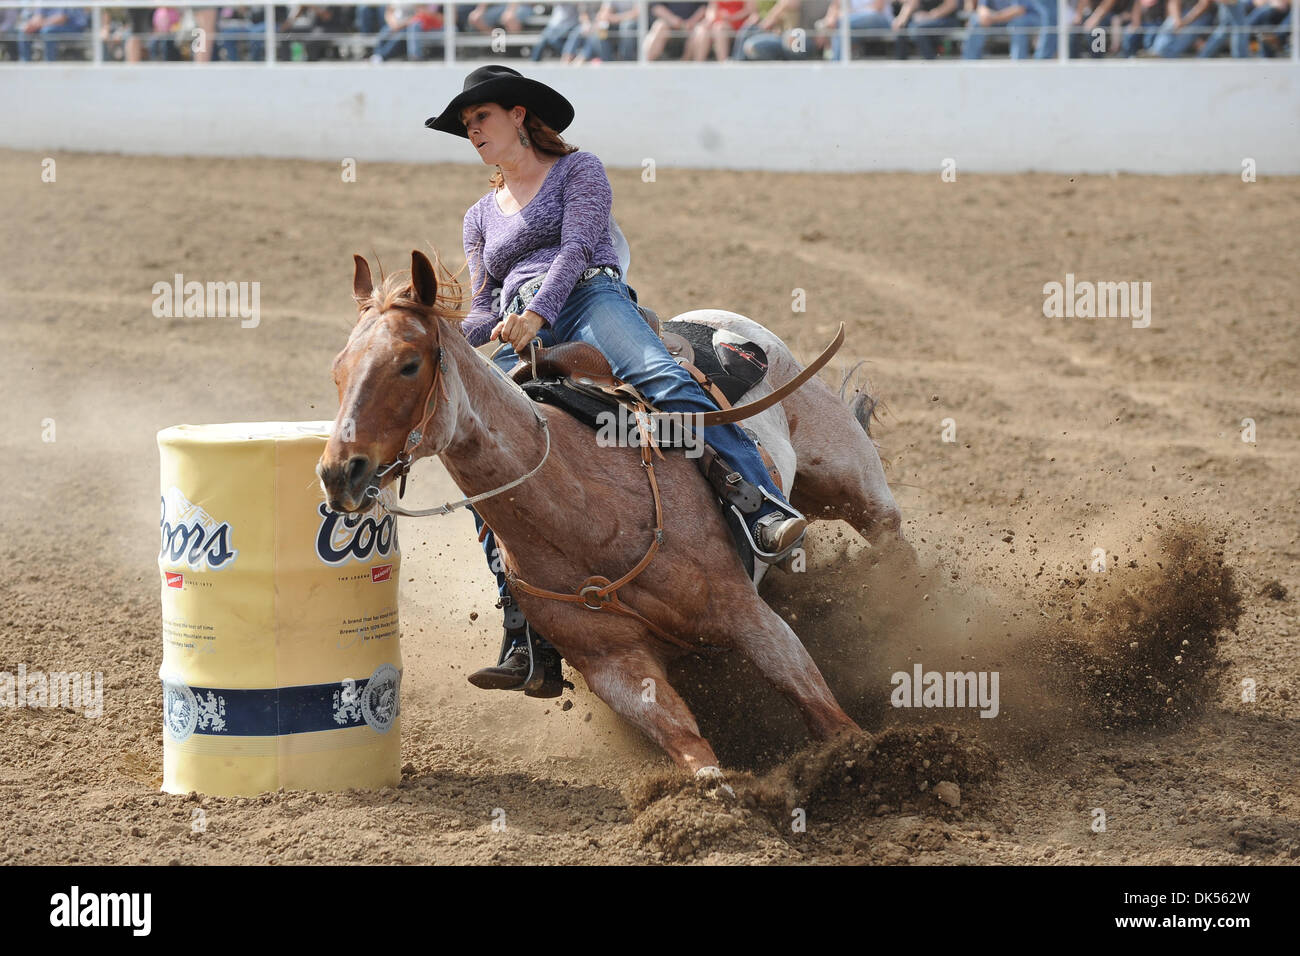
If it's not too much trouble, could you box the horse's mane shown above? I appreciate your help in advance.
[356,248,467,326]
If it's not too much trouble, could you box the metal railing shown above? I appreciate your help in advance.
[0,0,1294,64]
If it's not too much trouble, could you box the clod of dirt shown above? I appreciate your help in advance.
[934,781,961,807]
[1259,580,1287,601]
[624,727,997,861]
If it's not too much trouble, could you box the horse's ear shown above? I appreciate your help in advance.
[352,254,375,310]
[411,250,438,307]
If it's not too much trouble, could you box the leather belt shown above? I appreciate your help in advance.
[506,265,621,317]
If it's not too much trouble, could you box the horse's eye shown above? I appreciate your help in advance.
[400,361,420,377]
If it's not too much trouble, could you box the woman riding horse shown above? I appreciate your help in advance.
[424,65,808,698]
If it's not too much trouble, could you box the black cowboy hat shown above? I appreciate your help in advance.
[424,65,574,139]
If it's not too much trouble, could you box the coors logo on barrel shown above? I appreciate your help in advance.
[159,487,238,571]
[315,500,398,566]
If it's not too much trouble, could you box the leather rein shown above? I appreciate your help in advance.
[361,324,845,652]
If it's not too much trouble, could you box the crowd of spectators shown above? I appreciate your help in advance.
[0,1,1292,62]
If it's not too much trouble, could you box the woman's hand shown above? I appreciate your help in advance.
[490,310,545,352]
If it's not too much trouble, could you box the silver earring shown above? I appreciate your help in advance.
[517,127,529,148]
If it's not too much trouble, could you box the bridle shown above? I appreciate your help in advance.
[360,337,552,519]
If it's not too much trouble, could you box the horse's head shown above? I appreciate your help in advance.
[317,250,462,513]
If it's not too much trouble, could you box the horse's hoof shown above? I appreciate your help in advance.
[694,765,737,803]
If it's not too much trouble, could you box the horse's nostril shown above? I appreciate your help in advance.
[346,456,370,485]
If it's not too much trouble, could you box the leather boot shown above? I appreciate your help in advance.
[467,591,570,697]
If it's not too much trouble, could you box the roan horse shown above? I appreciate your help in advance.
[318,250,910,783]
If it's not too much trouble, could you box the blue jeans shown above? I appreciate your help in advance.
[18,20,85,61]
[737,29,783,57]
[374,21,437,59]
[580,20,640,60]
[1200,1,1251,56]
[467,4,510,31]
[735,25,822,58]
[964,10,1041,58]
[831,11,894,59]
[217,22,266,61]
[904,14,962,58]
[1249,5,1290,56]
[1121,14,1161,55]
[1151,8,1216,56]
[1030,0,1057,57]
[355,6,384,34]
[562,24,592,57]
[471,272,799,604]
[531,19,579,60]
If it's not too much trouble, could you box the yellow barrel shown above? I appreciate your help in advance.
[157,422,402,796]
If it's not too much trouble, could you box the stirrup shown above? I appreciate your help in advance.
[492,595,572,696]
[731,488,807,565]
[491,590,543,693]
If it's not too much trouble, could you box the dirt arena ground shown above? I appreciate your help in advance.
[1,148,1296,865]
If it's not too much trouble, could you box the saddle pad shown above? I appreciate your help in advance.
[661,321,769,406]
[519,378,694,449]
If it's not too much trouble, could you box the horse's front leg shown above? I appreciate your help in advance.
[574,645,721,776]
[723,593,862,741]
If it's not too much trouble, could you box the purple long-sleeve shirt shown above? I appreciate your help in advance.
[460,150,621,347]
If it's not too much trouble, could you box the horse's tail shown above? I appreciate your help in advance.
[837,360,884,446]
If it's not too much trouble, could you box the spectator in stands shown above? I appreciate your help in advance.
[643,2,707,59]
[683,0,755,60]
[963,0,1040,57]
[17,5,89,61]
[464,3,522,33]
[1199,0,1250,54]
[894,0,962,57]
[1246,0,1290,55]
[733,0,831,59]
[217,6,268,61]
[371,4,441,60]
[1029,0,1058,55]
[1119,0,1162,53]
[145,7,182,60]
[371,4,415,59]
[119,7,152,62]
[192,7,218,61]
[355,4,384,33]
[1150,0,1215,55]
[1,6,22,60]
[823,0,894,60]
[530,2,581,60]
[591,1,641,60]
[279,5,349,60]
[559,2,602,61]
[1069,0,1124,55]
[407,3,444,59]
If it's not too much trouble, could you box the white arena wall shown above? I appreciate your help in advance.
[3,62,1298,174]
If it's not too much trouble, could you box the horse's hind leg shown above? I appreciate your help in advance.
[577,647,721,774]
[727,597,860,741]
